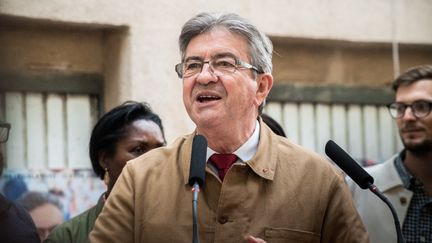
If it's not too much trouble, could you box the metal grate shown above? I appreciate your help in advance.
[265,101,403,164]
[0,92,99,170]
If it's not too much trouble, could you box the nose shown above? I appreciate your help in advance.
[401,107,416,120]
[196,63,217,85]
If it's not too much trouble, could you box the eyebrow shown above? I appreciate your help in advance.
[183,52,237,63]
[395,99,432,104]
[183,56,203,63]
[213,52,237,60]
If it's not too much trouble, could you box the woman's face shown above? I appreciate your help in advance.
[102,119,165,194]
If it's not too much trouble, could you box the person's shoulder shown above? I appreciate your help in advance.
[277,137,329,165]
[364,155,397,175]
[0,196,40,243]
[0,193,12,214]
[4,198,36,227]
[271,136,339,180]
[45,205,99,243]
[364,154,402,191]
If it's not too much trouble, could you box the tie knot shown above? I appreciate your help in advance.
[209,153,238,181]
[209,153,238,169]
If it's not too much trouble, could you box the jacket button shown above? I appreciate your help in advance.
[218,216,228,224]
[400,197,407,205]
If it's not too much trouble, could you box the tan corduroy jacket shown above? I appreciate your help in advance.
[90,122,369,243]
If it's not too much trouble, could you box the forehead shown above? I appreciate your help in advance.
[125,119,163,139]
[396,79,432,102]
[30,203,63,226]
[185,27,250,60]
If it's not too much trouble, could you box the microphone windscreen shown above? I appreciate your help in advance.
[325,140,374,189]
[188,135,207,187]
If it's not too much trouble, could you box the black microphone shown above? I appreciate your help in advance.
[188,134,207,187]
[325,140,405,243]
[188,134,207,243]
[325,140,374,189]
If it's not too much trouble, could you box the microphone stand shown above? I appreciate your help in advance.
[368,183,406,243]
[192,182,200,243]
[188,134,207,243]
[325,140,406,243]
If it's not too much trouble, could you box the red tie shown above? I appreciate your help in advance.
[209,153,238,181]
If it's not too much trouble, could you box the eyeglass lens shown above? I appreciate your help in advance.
[182,56,237,78]
[389,101,432,118]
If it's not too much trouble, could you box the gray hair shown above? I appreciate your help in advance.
[178,12,273,73]
[17,191,63,212]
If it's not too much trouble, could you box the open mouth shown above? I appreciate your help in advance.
[197,95,221,103]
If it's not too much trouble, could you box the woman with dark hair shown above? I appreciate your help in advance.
[45,101,166,243]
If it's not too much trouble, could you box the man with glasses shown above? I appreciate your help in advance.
[0,121,41,243]
[90,12,368,243]
[349,65,432,243]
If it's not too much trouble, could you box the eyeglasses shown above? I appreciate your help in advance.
[387,101,432,119]
[175,54,262,78]
[0,123,10,143]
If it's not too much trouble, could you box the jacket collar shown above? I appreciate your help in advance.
[181,118,278,185]
[370,154,405,192]
[246,118,276,180]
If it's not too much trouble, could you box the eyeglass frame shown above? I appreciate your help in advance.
[0,123,11,143]
[175,53,263,79]
[386,100,432,119]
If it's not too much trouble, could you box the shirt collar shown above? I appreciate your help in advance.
[394,150,417,189]
[206,120,260,162]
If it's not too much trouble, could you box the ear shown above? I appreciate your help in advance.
[255,73,273,107]
[98,151,109,169]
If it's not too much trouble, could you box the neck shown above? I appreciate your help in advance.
[105,181,115,199]
[199,119,256,153]
[404,150,432,194]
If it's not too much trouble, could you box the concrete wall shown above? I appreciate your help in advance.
[0,25,104,74]
[1,0,431,142]
[272,38,432,87]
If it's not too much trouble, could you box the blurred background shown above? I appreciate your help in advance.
[0,0,431,217]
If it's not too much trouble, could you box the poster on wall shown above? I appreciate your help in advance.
[0,168,105,220]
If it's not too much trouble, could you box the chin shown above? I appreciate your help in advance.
[196,118,217,128]
[196,116,222,131]
[403,139,432,154]
[195,109,220,120]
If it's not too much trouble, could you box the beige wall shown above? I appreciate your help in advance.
[272,38,432,87]
[0,25,104,74]
[1,0,431,142]
[2,0,432,43]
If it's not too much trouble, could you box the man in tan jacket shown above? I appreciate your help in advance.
[90,12,369,243]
